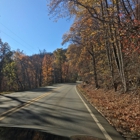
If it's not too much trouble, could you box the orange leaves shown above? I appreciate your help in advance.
[70,27,75,32]
[42,54,53,85]
[78,84,140,139]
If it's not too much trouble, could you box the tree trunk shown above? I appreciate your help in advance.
[88,45,99,88]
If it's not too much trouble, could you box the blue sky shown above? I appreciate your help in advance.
[0,0,73,55]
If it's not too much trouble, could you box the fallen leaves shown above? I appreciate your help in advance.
[78,84,140,139]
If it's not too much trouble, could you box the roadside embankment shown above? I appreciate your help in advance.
[77,84,140,140]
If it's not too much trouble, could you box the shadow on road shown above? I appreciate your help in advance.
[0,84,124,140]
[0,86,60,105]
[0,94,25,104]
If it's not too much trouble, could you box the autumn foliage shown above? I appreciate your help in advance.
[0,0,140,139]
[47,0,140,92]
[77,84,140,139]
[0,41,77,92]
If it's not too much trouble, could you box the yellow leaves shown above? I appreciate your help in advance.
[90,31,97,36]
[108,38,116,43]
[95,7,101,14]
[112,0,117,4]
[78,0,95,6]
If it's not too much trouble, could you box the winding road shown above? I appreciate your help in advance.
[0,83,124,140]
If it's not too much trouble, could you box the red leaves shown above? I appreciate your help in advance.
[118,13,123,17]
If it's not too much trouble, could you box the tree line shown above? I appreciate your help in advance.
[0,39,78,92]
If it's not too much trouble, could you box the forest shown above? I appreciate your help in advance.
[47,0,140,93]
[0,39,75,92]
[1,0,140,93]
[0,0,140,92]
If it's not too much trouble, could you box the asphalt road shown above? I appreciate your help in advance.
[0,84,124,140]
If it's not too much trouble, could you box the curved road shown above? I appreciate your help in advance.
[0,84,124,140]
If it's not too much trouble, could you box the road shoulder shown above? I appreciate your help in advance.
[76,84,125,140]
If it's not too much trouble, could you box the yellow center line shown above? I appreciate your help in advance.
[0,86,61,121]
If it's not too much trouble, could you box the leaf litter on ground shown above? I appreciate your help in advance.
[77,84,140,140]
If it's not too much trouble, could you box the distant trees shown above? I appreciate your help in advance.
[0,40,48,92]
[53,48,66,83]
[42,54,53,86]
[0,39,78,92]
[0,39,14,91]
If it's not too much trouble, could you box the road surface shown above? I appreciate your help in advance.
[0,84,124,140]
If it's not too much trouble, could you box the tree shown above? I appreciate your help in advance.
[42,54,53,85]
[53,48,66,83]
[0,39,12,91]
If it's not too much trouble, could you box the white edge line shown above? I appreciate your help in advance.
[75,86,112,140]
